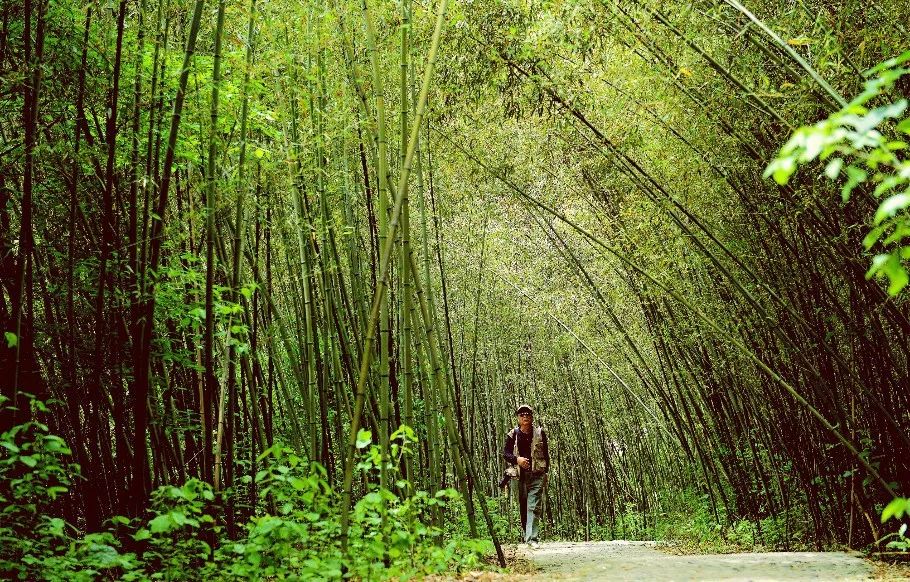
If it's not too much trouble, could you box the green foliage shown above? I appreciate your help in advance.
[766,50,910,295]
[215,444,342,579]
[0,397,141,581]
[1,417,490,580]
[38,531,139,582]
[481,494,514,545]
[882,497,910,522]
[880,497,910,551]
[0,396,82,580]
[768,50,910,550]
[584,490,813,554]
[14,0,906,561]
[130,479,219,580]
[152,255,252,370]
[344,426,489,578]
[4,331,17,348]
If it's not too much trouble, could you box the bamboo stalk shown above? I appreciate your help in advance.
[340,0,450,552]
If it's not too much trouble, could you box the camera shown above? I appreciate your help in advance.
[497,464,519,488]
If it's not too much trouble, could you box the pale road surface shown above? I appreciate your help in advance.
[516,541,879,581]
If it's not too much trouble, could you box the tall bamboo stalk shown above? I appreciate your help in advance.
[204,0,226,487]
[132,0,206,514]
[340,0,450,552]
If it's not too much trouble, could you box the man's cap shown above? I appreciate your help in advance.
[515,404,534,415]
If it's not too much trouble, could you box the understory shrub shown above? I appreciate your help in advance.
[0,400,489,580]
[649,489,813,553]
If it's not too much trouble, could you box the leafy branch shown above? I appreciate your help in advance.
[766,50,910,294]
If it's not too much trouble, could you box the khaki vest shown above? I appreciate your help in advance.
[512,425,548,475]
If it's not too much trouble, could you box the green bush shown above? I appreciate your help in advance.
[129,479,219,580]
[879,497,910,551]
[0,409,490,581]
[0,395,86,580]
[650,489,808,553]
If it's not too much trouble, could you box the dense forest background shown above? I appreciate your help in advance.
[1,0,909,578]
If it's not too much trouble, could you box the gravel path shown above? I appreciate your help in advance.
[517,541,876,581]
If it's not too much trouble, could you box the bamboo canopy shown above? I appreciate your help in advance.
[1,0,909,575]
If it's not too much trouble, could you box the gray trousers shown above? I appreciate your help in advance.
[517,473,546,542]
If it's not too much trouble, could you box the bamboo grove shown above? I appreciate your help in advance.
[2,0,909,572]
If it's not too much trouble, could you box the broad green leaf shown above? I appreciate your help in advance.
[43,436,71,455]
[362,491,382,504]
[46,517,66,537]
[882,497,908,522]
[47,486,69,499]
[356,429,372,449]
[170,511,188,526]
[884,226,910,246]
[887,264,909,295]
[874,176,904,197]
[149,514,172,533]
[133,528,151,541]
[801,130,826,161]
[256,445,278,462]
[766,157,796,186]
[4,332,17,348]
[865,254,890,280]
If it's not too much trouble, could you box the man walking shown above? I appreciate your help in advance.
[503,404,549,548]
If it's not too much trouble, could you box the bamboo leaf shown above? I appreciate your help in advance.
[824,158,843,179]
[863,225,887,249]
[874,192,910,224]
[841,166,867,202]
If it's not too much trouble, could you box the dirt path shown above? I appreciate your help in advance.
[513,541,877,581]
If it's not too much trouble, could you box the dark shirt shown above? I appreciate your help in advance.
[503,426,549,468]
